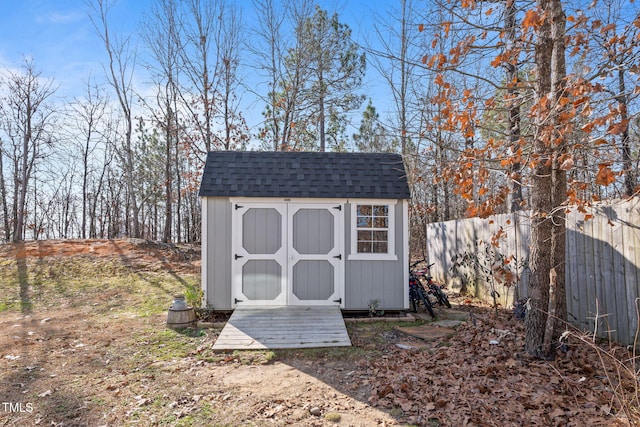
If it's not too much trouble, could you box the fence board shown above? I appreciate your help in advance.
[623,202,640,340]
[611,214,628,344]
[426,198,640,346]
[566,211,580,327]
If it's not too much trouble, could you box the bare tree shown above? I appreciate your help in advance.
[0,139,8,241]
[251,0,288,150]
[216,2,247,150]
[87,0,141,238]
[177,0,222,156]
[67,78,109,239]
[369,0,423,155]
[252,0,317,151]
[0,59,57,242]
[142,0,182,243]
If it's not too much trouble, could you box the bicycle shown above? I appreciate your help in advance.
[409,260,435,317]
[414,261,452,309]
[413,259,451,308]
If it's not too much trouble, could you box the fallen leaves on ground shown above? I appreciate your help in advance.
[364,305,635,426]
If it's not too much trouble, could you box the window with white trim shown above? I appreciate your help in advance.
[349,201,396,260]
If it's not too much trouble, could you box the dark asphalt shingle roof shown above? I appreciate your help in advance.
[198,151,410,199]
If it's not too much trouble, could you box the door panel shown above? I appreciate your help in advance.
[242,260,282,300]
[292,208,334,254]
[242,208,282,254]
[233,204,287,306]
[288,204,343,306]
[292,260,335,300]
[233,202,344,307]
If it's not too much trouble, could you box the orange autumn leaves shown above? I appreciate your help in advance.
[415,8,632,194]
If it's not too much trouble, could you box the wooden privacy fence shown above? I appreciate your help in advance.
[426,197,640,346]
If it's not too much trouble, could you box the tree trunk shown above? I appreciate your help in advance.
[525,0,567,358]
[14,110,32,243]
[319,67,326,152]
[505,0,523,213]
[163,94,173,244]
[618,68,635,196]
[0,146,10,241]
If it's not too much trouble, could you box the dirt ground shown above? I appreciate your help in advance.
[0,239,637,426]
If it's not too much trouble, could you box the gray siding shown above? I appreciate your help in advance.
[203,197,407,311]
[344,201,406,310]
[205,197,233,310]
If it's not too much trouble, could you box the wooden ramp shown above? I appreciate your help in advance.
[212,305,351,350]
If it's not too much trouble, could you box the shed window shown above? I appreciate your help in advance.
[349,201,397,261]
[356,205,389,253]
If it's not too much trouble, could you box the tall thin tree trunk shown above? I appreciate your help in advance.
[14,109,32,242]
[549,0,567,340]
[400,0,408,155]
[0,146,10,241]
[82,129,91,239]
[525,0,567,358]
[505,0,523,213]
[319,68,326,152]
[163,91,173,243]
[618,67,635,196]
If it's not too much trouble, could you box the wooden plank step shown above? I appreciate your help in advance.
[212,305,351,350]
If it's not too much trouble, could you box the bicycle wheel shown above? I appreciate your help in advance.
[410,291,418,312]
[438,289,452,308]
[417,287,435,317]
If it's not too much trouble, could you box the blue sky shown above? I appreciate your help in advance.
[0,0,396,138]
[0,1,147,93]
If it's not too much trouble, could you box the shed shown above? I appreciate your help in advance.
[198,151,411,312]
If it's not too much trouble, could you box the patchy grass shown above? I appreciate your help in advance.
[0,256,198,316]
[324,411,341,422]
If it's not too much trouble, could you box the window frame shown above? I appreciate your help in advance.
[348,200,397,261]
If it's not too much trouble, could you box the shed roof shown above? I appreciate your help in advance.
[198,151,410,199]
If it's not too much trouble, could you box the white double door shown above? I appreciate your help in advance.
[231,202,344,307]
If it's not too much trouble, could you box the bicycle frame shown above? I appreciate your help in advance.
[411,260,452,309]
[409,260,435,317]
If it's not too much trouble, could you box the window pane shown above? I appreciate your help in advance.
[373,242,388,253]
[373,217,388,228]
[355,204,391,255]
[358,242,372,253]
[373,231,388,241]
[373,205,388,216]
[357,230,372,241]
[357,205,372,216]
[357,216,372,228]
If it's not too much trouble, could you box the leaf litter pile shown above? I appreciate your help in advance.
[362,306,638,426]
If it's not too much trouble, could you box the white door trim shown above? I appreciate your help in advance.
[287,203,345,307]
[231,202,287,306]
[231,200,345,308]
